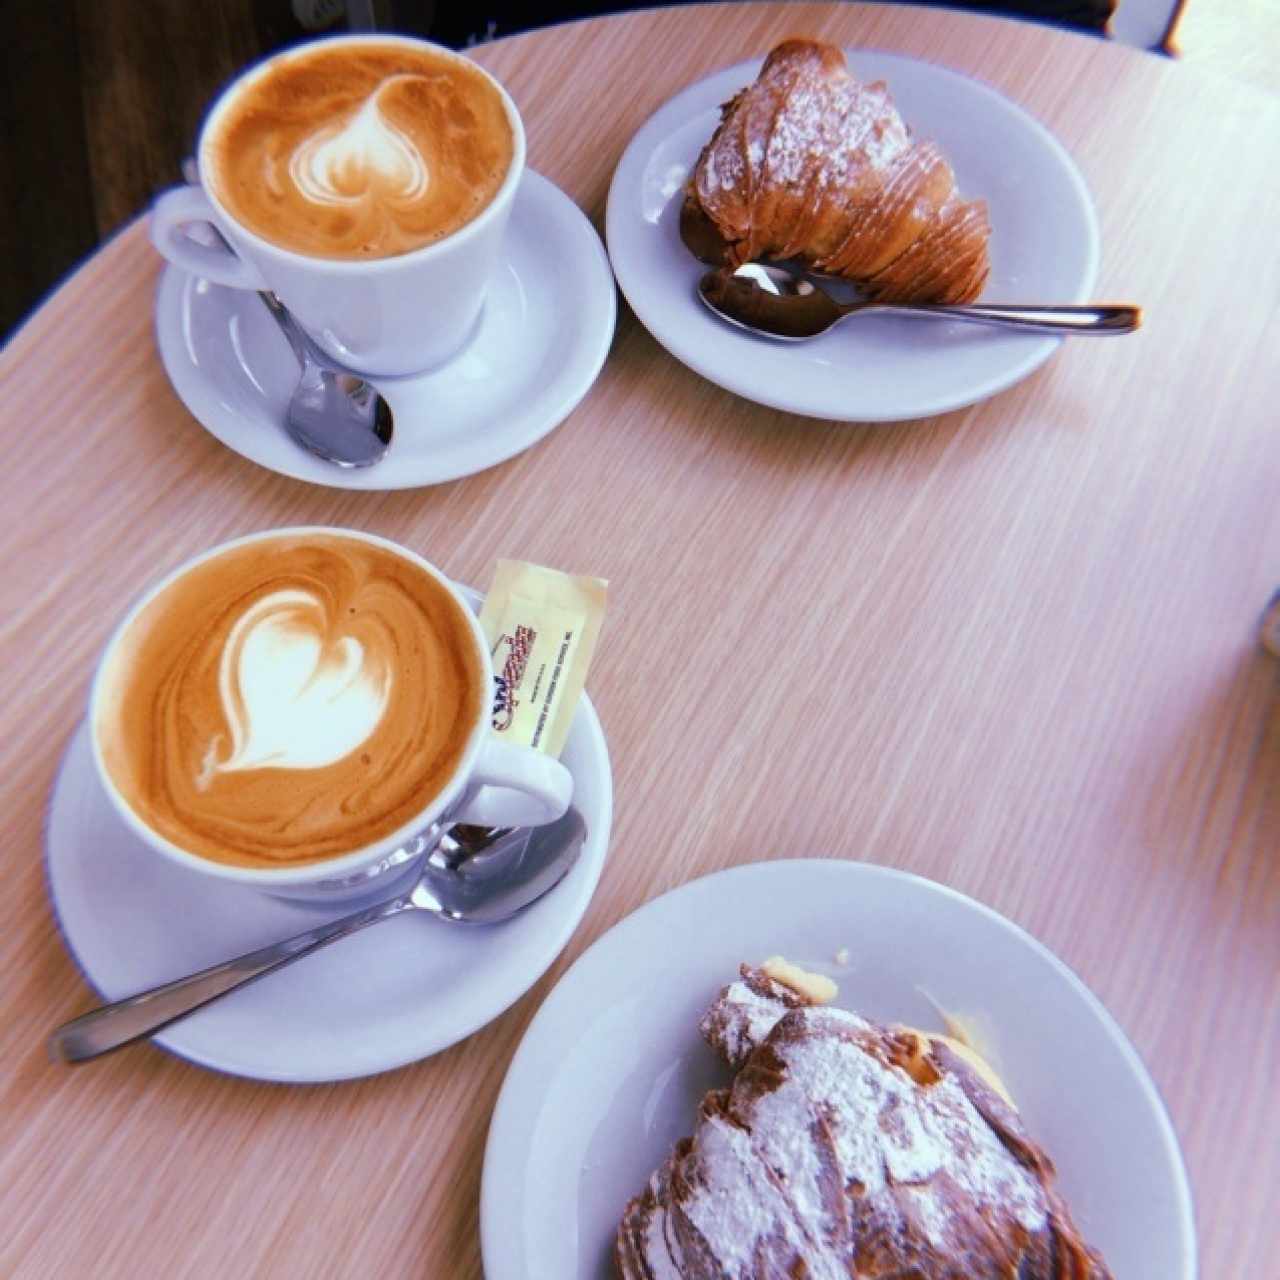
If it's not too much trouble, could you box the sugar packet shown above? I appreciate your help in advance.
[477,560,607,758]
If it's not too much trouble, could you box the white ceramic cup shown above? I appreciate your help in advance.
[148,35,527,377]
[89,527,572,902]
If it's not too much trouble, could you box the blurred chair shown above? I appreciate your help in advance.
[421,1,1185,50]
[1108,0,1183,49]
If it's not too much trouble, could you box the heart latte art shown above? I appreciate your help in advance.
[205,43,514,259]
[95,535,484,869]
[197,587,393,786]
[287,79,431,215]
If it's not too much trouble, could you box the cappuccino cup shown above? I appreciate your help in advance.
[149,35,526,376]
[90,528,572,901]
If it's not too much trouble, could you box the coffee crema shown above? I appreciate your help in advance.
[95,535,484,869]
[205,42,514,259]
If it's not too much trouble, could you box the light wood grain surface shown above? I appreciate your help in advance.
[2,5,1277,1276]
[1173,0,1280,96]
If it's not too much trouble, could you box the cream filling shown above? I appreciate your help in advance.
[906,1029,1016,1108]
[762,955,839,1004]
[761,956,1015,1106]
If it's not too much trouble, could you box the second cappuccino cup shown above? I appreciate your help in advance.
[149,35,526,376]
[90,528,572,902]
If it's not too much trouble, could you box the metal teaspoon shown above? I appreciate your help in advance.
[49,810,586,1064]
[258,290,395,468]
[698,262,1142,340]
[178,157,394,467]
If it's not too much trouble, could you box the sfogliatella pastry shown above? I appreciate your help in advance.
[616,961,1113,1279]
[681,39,990,304]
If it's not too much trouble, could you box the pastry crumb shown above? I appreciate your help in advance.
[834,947,850,965]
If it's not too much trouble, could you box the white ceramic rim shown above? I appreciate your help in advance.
[152,168,618,491]
[89,526,497,888]
[480,857,1197,1279]
[194,33,527,272]
[604,47,1101,423]
[47,684,613,1082]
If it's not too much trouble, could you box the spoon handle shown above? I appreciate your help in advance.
[258,290,312,367]
[873,302,1141,335]
[48,894,413,1064]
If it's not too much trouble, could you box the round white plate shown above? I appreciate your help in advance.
[46,590,613,1083]
[155,170,617,489]
[606,51,1099,421]
[481,859,1194,1280]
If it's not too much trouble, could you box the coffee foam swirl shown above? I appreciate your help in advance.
[96,536,483,869]
[288,78,430,210]
[197,587,392,786]
[206,43,514,260]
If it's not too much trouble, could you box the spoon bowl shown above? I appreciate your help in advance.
[258,291,395,467]
[180,154,394,468]
[699,262,1141,340]
[49,810,587,1064]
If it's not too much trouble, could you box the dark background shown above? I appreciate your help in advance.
[1,0,1122,342]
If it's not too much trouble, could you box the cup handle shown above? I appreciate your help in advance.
[149,185,268,290]
[452,739,573,829]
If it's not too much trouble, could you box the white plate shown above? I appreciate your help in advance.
[46,589,613,1083]
[606,50,1099,421]
[481,859,1194,1280]
[155,170,617,489]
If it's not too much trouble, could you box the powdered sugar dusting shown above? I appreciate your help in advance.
[684,38,990,304]
[619,981,1071,1278]
[678,1108,836,1277]
[792,1010,1045,1239]
[766,76,906,192]
[641,1173,681,1280]
[697,56,910,210]
[698,978,789,1068]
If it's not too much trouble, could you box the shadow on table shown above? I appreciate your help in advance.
[605,312,1087,478]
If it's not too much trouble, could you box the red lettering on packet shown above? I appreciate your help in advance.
[491,624,536,731]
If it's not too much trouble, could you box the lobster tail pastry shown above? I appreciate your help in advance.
[616,965,1113,1280]
[682,39,991,305]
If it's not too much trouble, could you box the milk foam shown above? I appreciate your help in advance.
[200,588,390,786]
[288,76,430,209]
[207,43,514,259]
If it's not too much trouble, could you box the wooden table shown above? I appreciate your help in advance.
[2,5,1276,1275]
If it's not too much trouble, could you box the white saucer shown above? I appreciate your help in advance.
[606,51,1100,422]
[155,170,617,489]
[46,590,613,1083]
[481,860,1194,1280]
